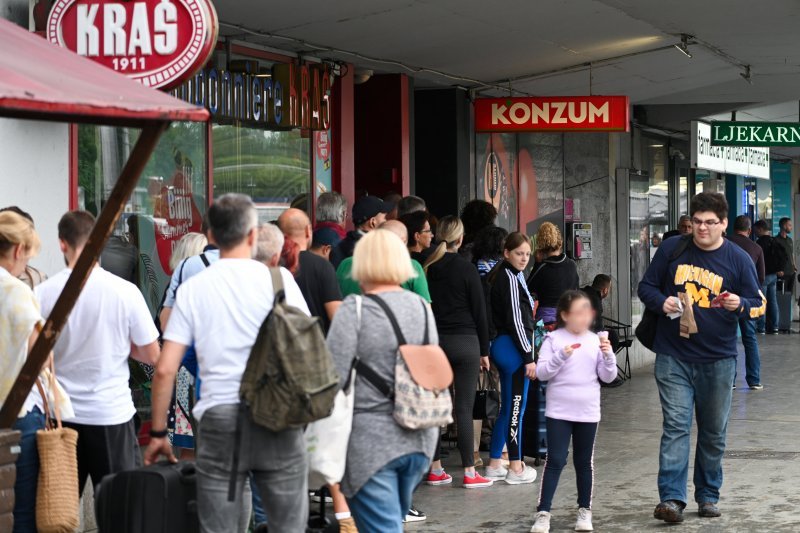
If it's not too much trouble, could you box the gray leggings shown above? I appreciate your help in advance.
[434,334,481,467]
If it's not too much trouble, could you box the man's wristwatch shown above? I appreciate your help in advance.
[149,428,169,439]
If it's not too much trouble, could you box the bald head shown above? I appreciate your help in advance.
[277,208,312,250]
[380,219,408,245]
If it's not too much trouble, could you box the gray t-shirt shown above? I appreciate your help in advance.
[327,290,439,497]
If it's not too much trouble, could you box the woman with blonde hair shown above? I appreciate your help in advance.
[528,222,579,326]
[327,229,439,532]
[0,210,45,532]
[422,216,493,488]
[169,232,207,271]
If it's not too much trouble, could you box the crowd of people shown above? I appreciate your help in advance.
[0,190,770,533]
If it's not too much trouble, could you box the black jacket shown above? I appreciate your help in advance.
[426,253,490,355]
[581,285,604,332]
[757,235,789,276]
[490,261,535,363]
[331,230,363,268]
[527,253,580,308]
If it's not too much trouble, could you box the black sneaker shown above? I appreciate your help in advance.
[750,383,764,390]
[654,500,685,523]
[698,502,721,518]
[404,507,427,523]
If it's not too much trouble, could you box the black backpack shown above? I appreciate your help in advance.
[635,236,691,350]
[761,236,788,274]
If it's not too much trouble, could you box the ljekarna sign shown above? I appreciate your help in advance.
[47,0,218,90]
[710,121,800,147]
[474,96,629,132]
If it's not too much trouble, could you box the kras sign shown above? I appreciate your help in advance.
[47,0,218,90]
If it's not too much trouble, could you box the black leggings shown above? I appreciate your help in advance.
[537,417,598,512]
[433,334,481,467]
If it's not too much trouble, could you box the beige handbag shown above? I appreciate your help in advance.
[35,360,80,533]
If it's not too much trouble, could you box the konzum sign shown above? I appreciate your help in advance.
[475,96,629,132]
[47,0,218,90]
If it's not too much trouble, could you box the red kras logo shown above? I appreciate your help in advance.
[47,0,218,90]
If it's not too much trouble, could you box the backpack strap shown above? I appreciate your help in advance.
[364,294,407,345]
[269,267,285,302]
[354,359,394,400]
[199,253,211,267]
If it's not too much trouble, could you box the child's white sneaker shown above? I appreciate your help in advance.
[530,511,551,533]
[505,465,537,485]
[574,507,593,531]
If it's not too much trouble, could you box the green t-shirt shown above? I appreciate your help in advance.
[335,257,432,303]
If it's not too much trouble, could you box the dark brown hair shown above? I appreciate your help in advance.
[503,231,531,253]
[58,210,95,248]
[556,290,591,329]
[690,192,728,221]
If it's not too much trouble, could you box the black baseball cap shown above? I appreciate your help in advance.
[312,227,341,248]
[352,195,394,225]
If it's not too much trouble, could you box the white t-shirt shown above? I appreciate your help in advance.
[163,259,310,421]
[35,267,159,425]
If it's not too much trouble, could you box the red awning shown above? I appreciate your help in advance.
[0,18,209,125]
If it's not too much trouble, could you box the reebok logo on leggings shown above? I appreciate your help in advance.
[510,394,522,444]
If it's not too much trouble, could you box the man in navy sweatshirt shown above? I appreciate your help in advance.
[638,193,765,524]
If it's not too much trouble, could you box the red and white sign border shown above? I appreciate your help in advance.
[46,0,218,90]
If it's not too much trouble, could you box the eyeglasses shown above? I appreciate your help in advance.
[691,218,722,228]
[419,229,433,235]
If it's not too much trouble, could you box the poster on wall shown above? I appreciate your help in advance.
[771,161,792,235]
[477,133,518,230]
[315,129,333,196]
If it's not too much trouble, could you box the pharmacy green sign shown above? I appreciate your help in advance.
[710,121,800,146]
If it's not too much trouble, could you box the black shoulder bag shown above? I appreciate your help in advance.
[635,236,691,350]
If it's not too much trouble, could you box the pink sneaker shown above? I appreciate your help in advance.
[463,473,494,489]
[425,470,453,486]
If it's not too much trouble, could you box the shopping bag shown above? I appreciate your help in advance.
[305,366,355,488]
[36,360,79,533]
[472,369,499,421]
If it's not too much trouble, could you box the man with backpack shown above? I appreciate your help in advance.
[639,193,764,524]
[754,220,787,334]
[145,194,313,533]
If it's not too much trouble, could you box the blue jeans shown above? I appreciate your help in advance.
[489,335,530,461]
[737,318,761,386]
[250,475,267,528]
[757,274,779,332]
[13,407,46,533]
[655,354,735,505]
[347,453,429,533]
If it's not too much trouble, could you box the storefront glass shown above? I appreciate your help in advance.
[628,141,669,327]
[212,125,311,223]
[78,122,207,314]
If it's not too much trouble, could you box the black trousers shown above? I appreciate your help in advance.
[434,334,481,467]
[64,416,141,495]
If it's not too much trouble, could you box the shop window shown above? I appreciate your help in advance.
[212,125,311,223]
[77,122,207,315]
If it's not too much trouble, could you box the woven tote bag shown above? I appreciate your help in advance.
[35,361,80,533]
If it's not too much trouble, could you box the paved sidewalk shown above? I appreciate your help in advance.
[411,334,800,532]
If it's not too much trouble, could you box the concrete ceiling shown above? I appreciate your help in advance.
[216,0,800,131]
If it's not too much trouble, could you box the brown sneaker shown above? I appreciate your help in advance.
[473,452,484,467]
[654,500,685,523]
[698,502,721,518]
[339,516,359,533]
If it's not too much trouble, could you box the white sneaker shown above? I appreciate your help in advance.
[484,465,508,480]
[530,511,551,533]
[575,507,593,531]
[505,465,538,485]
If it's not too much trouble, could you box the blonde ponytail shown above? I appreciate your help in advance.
[423,215,464,272]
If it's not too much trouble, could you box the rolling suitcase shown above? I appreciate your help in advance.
[522,379,547,465]
[95,461,199,533]
[777,279,794,332]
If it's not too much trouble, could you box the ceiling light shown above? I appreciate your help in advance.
[740,65,753,85]
[673,34,692,58]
